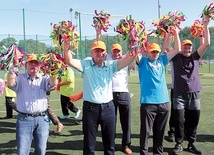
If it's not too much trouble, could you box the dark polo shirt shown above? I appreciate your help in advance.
[172,51,202,93]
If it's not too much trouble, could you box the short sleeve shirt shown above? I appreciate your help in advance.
[138,54,169,104]
[106,54,129,92]
[59,67,75,97]
[171,52,201,93]
[80,59,118,104]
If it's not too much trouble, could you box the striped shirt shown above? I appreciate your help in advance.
[9,73,51,114]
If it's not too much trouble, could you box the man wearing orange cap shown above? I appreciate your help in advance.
[63,28,135,154]
[135,27,180,155]
[171,16,211,155]
[106,43,132,154]
[7,54,57,155]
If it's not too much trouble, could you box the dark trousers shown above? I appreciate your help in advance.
[168,89,175,135]
[82,101,115,155]
[5,96,17,118]
[140,103,169,155]
[113,92,131,149]
[173,92,201,144]
[60,94,78,115]
[174,109,200,144]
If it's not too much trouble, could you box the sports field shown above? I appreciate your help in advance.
[0,73,214,155]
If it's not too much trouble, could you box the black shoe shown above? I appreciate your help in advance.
[165,133,175,142]
[187,143,202,154]
[3,116,13,119]
[172,143,183,154]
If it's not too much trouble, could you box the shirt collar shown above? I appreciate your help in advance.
[90,59,108,67]
[26,73,40,80]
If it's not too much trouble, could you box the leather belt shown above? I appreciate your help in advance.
[84,101,112,107]
[19,111,47,117]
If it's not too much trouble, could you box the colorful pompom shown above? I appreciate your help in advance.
[115,17,148,56]
[190,20,204,38]
[39,51,67,78]
[149,11,186,39]
[92,10,111,32]
[0,44,25,71]
[50,20,80,52]
[201,3,214,19]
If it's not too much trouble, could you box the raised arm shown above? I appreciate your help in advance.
[7,50,21,87]
[95,26,102,41]
[162,32,173,53]
[63,41,82,72]
[197,15,211,57]
[166,27,181,61]
[117,52,136,70]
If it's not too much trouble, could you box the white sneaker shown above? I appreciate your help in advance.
[74,110,81,119]
[59,115,70,119]
[129,93,134,98]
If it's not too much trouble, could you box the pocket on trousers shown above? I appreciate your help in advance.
[43,114,50,122]
[17,114,28,121]
[117,93,131,104]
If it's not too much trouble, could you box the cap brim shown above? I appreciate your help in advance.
[91,47,105,51]
[148,49,161,53]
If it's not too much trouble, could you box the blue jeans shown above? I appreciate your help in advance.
[16,113,50,155]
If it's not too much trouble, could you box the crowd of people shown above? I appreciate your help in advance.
[0,14,211,155]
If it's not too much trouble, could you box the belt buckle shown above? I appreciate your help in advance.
[34,111,46,117]
[41,112,46,116]
[31,113,38,117]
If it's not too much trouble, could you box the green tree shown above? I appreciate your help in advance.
[0,37,17,47]
[18,39,47,54]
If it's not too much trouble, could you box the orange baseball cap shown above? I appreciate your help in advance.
[111,43,122,51]
[147,43,161,53]
[26,54,38,62]
[181,39,192,46]
[91,41,106,51]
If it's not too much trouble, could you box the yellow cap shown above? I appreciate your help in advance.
[111,43,122,51]
[181,39,192,46]
[26,54,38,62]
[147,43,161,53]
[91,41,106,51]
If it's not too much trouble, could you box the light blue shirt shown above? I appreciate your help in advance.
[10,73,51,113]
[138,54,169,104]
[81,59,118,104]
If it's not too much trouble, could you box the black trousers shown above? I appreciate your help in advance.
[60,94,78,115]
[113,92,131,149]
[168,89,175,135]
[83,101,115,155]
[140,103,169,155]
[173,92,201,144]
[5,96,17,118]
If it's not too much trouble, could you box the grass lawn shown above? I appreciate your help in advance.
[0,73,214,155]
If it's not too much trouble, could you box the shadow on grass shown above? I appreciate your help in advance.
[1,117,213,154]
[197,134,214,142]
